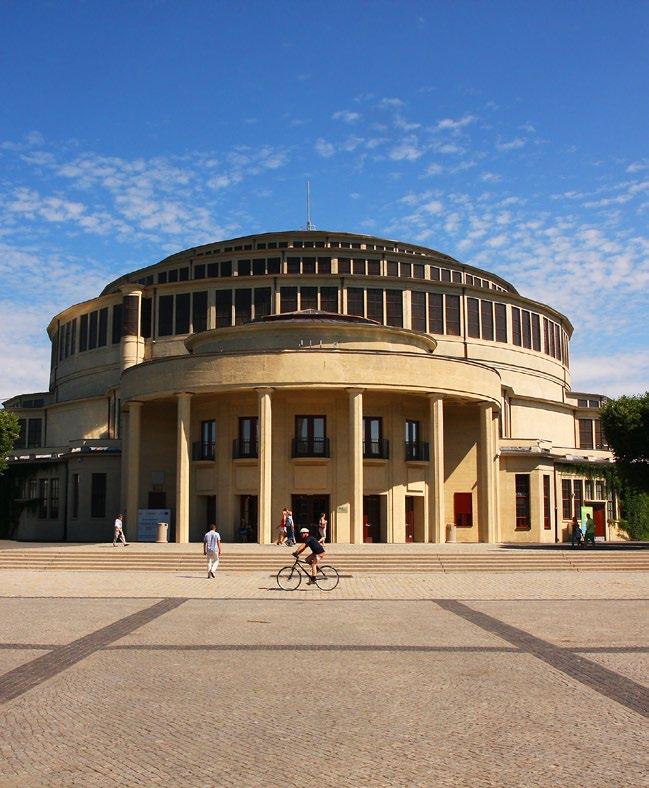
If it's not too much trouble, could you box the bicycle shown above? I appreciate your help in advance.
[276,555,340,591]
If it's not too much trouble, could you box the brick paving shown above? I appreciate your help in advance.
[0,570,647,786]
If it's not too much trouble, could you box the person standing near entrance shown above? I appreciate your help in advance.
[113,513,128,547]
[585,514,596,546]
[203,523,222,578]
[570,516,582,548]
[285,509,296,546]
[318,512,328,544]
[276,508,288,545]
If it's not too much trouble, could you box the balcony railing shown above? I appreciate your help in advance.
[232,438,258,459]
[363,438,390,459]
[405,440,429,461]
[291,437,330,458]
[192,441,215,461]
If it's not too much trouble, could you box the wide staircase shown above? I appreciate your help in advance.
[0,544,647,573]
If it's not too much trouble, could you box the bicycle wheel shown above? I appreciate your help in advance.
[315,565,339,591]
[277,565,302,591]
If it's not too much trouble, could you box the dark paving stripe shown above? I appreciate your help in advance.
[107,643,520,653]
[0,598,186,704]
[436,599,649,719]
[0,644,55,651]
[571,646,649,654]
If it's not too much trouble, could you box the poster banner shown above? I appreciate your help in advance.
[138,509,171,542]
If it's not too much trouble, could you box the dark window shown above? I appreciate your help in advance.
[70,319,77,355]
[367,259,380,276]
[481,301,494,341]
[234,289,252,325]
[441,269,451,283]
[50,478,60,519]
[543,318,550,355]
[386,290,403,327]
[179,267,189,281]
[562,479,573,519]
[17,418,26,448]
[413,263,425,279]
[445,295,461,336]
[554,324,561,360]
[207,262,219,278]
[452,270,462,284]
[168,269,178,283]
[27,418,42,448]
[387,261,398,277]
[158,295,174,336]
[543,475,551,529]
[192,291,208,333]
[90,473,107,518]
[347,288,364,317]
[317,257,331,274]
[123,296,139,337]
[280,287,297,313]
[303,257,316,274]
[112,304,122,344]
[287,257,300,274]
[72,473,80,518]
[363,417,387,458]
[215,290,232,327]
[175,293,191,334]
[157,271,168,284]
[454,492,473,527]
[429,267,440,281]
[267,257,281,274]
[405,419,428,460]
[338,257,351,274]
[221,260,233,277]
[235,417,258,458]
[578,419,593,449]
[300,287,317,311]
[495,303,507,342]
[467,298,480,338]
[595,419,605,449]
[428,293,443,334]
[254,288,272,319]
[512,307,521,346]
[140,298,152,339]
[293,416,328,457]
[574,479,583,519]
[399,262,411,278]
[238,260,251,276]
[366,288,383,323]
[531,313,541,351]
[38,479,49,519]
[411,291,426,332]
[522,310,532,348]
[515,474,530,529]
[352,259,365,275]
[320,287,338,313]
[88,310,98,350]
[194,263,206,279]
[195,420,215,460]
[252,258,265,276]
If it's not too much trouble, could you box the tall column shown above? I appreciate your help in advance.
[175,392,192,543]
[257,387,273,544]
[428,396,445,543]
[479,403,497,543]
[125,401,142,540]
[348,388,364,544]
[492,409,501,543]
[120,288,143,370]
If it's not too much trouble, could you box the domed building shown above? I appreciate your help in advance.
[3,230,618,544]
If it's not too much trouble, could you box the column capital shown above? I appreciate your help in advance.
[255,387,274,397]
[175,391,194,400]
[346,387,365,396]
[126,400,143,412]
[427,393,444,401]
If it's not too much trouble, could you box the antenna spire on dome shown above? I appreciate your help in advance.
[306,180,316,231]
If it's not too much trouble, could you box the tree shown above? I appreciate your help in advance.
[0,410,20,475]
[600,392,649,493]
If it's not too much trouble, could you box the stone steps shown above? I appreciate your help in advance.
[0,550,647,573]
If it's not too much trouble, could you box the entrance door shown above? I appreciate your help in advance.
[292,495,330,539]
[592,502,606,538]
[239,495,258,542]
[363,495,381,543]
[405,496,415,542]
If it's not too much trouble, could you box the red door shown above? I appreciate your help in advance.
[593,503,606,538]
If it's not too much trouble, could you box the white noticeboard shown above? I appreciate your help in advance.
[138,509,171,542]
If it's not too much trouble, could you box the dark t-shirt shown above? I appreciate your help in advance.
[305,536,325,554]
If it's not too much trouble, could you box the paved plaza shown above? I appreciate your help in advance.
[0,568,647,786]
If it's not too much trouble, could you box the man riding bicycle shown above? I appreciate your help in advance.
[293,527,326,584]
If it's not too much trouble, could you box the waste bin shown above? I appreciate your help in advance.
[156,522,169,543]
[446,523,457,543]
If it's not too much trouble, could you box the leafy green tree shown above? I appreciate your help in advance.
[0,410,20,474]
[619,488,649,540]
[600,392,649,492]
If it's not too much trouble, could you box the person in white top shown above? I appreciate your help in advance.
[113,514,127,547]
[318,512,328,544]
[203,523,222,578]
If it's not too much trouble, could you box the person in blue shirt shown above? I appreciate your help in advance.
[203,523,222,578]
[293,527,326,584]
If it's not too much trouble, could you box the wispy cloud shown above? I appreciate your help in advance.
[332,110,361,123]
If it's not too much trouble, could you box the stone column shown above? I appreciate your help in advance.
[428,396,445,543]
[120,289,142,370]
[478,403,497,543]
[492,408,501,543]
[125,401,142,540]
[175,392,192,543]
[257,388,273,544]
[348,388,364,544]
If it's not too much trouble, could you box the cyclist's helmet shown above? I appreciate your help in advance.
[299,528,310,534]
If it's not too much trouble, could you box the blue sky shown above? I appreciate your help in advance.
[1,0,648,401]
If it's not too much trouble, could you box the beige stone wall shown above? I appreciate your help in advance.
[510,399,576,446]
[47,398,109,446]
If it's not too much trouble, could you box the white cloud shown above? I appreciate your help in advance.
[626,159,649,173]
[424,163,443,176]
[389,137,426,161]
[571,351,649,396]
[433,115,476,132]
[332,110,361,123]
[315,138,335,158]
[481,171,502,183]
[378,97,405,109]
[497,138,526,151]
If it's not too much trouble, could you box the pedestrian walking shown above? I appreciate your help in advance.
[203,523,222,578]
[113,513,128,547]
[276,507,288,545]
[285,509,296,546]
[318,511,328,544]
[570,516,582,548]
